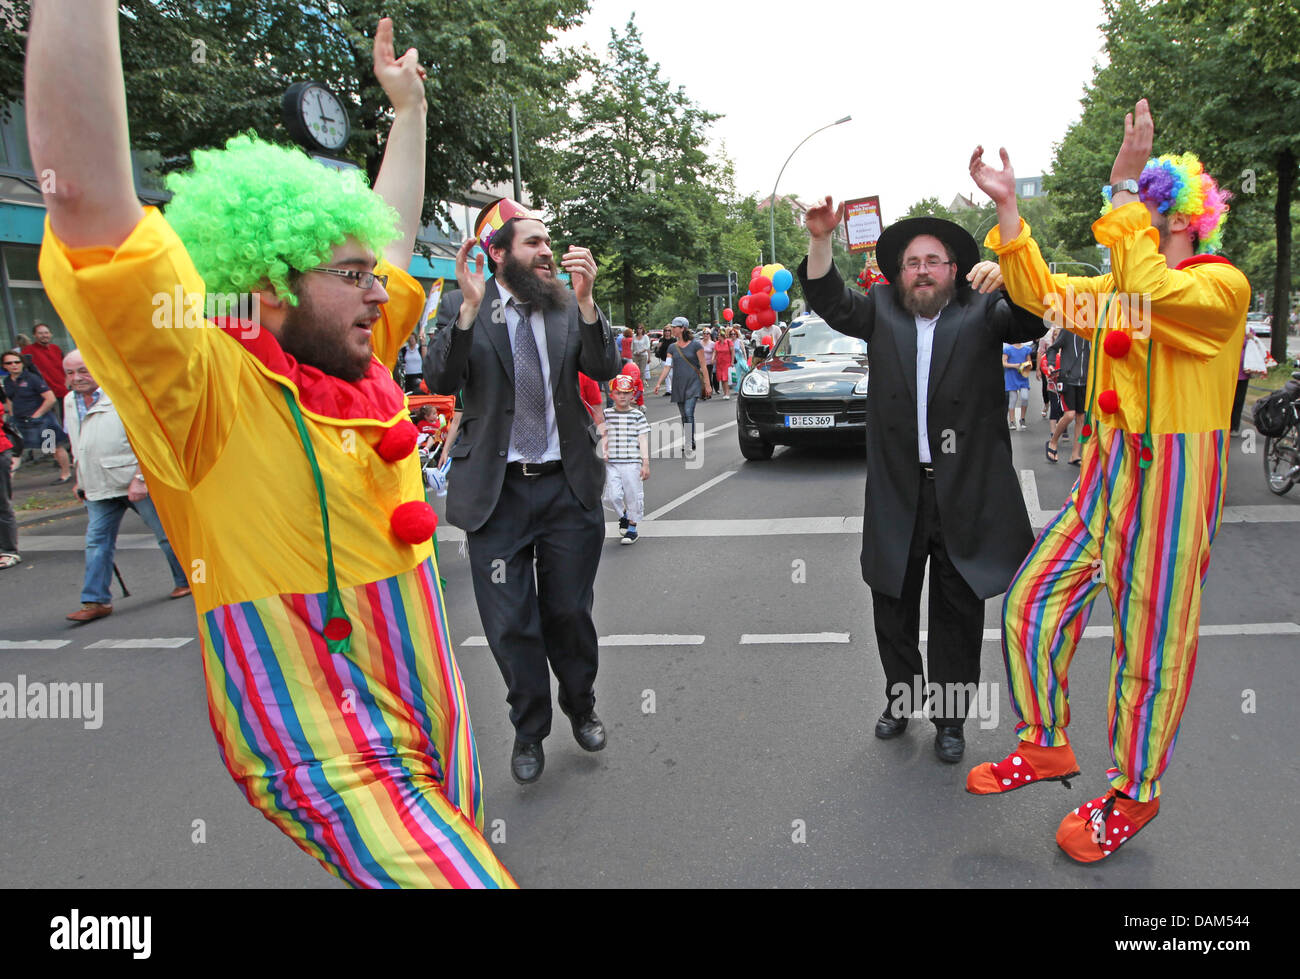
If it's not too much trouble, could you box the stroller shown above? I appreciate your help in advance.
[408,393,457,495]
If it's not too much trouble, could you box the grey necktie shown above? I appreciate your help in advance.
[510,299,547,460]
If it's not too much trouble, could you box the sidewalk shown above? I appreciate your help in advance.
[7,452,83,527]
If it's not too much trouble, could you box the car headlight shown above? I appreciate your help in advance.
[853,374,870,395]
[741,371,770,397]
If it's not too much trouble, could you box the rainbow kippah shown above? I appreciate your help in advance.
[1102,152,1230,254]
[473,198,534,254]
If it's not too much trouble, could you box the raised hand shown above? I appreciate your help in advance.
[373,16,428,113]
[454,238,486,311]
[969,145,1016,206]
[805,196,844,240]
[1111,98,1154,184]
[562,246,597,304]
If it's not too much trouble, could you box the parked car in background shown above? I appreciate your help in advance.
[1247,311,1271,338]
[736,315,869,460]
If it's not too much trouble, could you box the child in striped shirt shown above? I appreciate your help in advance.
[602,374,651,544]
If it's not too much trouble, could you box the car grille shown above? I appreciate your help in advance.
[744,398,866,426]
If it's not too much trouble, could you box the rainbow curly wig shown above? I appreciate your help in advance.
[164,134,399,305]
[1102,152,1230,254]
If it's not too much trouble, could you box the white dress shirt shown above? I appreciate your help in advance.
[914,310,943,465]
[496,280,562,462]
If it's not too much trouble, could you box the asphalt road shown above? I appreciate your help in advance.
[2,384,1296,888]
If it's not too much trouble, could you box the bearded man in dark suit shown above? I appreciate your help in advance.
[797,200,1045,763]
[425,199,621,784]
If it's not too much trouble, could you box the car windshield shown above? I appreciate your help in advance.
[773,318,867,357]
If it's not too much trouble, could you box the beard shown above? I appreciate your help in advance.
[498,249,569,313]
[900,274,955,319]
[279,289,373,382]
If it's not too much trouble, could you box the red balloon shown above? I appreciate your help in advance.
[750,291,771,312]
[745,313,760,330]
[738,295,752,314]
[755,275,772,294]
[722,308,734,322]
[757,308,776,328]
[752,266,763,277]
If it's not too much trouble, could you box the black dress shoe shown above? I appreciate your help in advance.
[568,710,607,752]
[934,724,965,763]
[874,710,909,739]
[511,740,544,784]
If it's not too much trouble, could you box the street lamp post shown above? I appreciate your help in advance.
[769,115,852,270]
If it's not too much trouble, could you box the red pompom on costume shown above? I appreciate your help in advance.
[391,500,437,544]
[377,419,419,461]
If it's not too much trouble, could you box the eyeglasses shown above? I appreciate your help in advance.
[306,266,389,290]
[901,258,954,273]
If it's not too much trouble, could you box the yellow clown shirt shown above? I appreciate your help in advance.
[40,207,515,888]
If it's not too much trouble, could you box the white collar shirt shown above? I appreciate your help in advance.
[496,279,561,462]
[914,309,944,465]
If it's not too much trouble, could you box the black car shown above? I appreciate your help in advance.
[736,315,869,460]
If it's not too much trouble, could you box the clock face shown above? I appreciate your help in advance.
[300,85,349,151]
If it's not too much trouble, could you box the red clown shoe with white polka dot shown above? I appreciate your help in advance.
[965,739,1081,794]
[1055,789,1160,863]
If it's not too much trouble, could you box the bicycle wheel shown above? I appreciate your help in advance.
[1263,427,1299,495]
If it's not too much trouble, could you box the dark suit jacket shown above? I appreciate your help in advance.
[424,278,621,532]
[798,259,1046,600]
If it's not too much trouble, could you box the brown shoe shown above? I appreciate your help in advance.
[66,603,113,622]
[169,586,192,599]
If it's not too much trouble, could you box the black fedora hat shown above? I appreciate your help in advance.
[876,217,979,284]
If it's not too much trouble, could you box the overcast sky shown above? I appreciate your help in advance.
[557,0,1110,224]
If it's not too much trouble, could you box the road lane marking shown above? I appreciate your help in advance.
[83,638,194,649]
[651,419,737,458]
[460,634,705,647]
[0,640,72,649]
[599,634,706,646]
[740,633,850,644]
[643,471,737,521]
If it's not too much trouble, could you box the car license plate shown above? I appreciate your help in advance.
[785,414,834,428]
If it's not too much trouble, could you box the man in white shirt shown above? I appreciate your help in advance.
[62,350,191,622]
[799,207,1045,763]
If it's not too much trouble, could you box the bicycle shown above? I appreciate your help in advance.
[1258,370,1300,496]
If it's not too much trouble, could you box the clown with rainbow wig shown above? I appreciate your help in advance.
[28,3,514,888]
[965,100,1250,862]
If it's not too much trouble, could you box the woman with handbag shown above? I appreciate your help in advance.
[652,326,712,452]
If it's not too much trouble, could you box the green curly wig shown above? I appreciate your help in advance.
[164,134,400,306]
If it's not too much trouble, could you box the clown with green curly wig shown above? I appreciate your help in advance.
[967,99,1251,867]
[33,6,515,889]
[164,133,401,306]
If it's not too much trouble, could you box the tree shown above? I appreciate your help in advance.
[532,16,726,327]
[1,0,591,237]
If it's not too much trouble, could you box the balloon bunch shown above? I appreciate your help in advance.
[737,263,793,332]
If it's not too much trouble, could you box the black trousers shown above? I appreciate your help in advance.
[1230,376,1249,431]
[466,467,604,743]
[869,475,984,726]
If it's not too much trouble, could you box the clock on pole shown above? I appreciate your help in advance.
[282,81,355,169]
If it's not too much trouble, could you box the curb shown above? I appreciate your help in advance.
[15,502,84,529]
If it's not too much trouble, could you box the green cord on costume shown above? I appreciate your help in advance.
[281,387,351,654]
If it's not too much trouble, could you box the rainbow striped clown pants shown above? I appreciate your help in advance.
[199,558,517,888]
[1000,429,1226,802]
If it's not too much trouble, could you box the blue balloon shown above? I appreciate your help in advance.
[770,290,790,313]
[771,268,793,292]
